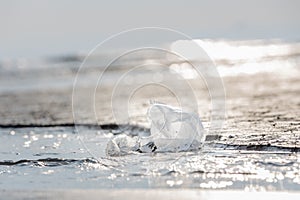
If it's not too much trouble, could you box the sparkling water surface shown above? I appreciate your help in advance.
[1,126,299,190]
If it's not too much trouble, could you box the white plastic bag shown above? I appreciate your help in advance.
[106,103,205,156]
[146,103,205,152]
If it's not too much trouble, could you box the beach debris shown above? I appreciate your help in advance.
[106,103,205,156]
[106,134,140,156]
[147,102,205,152]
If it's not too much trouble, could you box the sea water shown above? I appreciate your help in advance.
[1,126,300,190]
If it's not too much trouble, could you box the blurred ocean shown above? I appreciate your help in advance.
[0,39,299,94]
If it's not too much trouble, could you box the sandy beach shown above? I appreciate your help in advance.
[2,1,300,199]
[1,64,299,191]
[1,73,299,150]
[2,189,300,200]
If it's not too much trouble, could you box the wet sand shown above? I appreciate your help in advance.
[1,73,299,150]
[1,189,300,200]
[0,189,299,200]
[0,71,300,194]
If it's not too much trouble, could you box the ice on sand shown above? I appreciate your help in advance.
[106,103,205,156]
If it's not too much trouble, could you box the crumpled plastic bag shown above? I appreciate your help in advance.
[146,102,205,152]
[106,134,140,156]
[106,103,205,156]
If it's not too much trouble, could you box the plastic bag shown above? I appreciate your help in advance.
[146,103,205,152]
[106,103,205,156]
[106,134,140,156]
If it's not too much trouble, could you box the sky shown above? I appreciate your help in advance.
[0,0,299,59]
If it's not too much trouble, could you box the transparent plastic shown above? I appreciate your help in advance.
[146,103,205,152]
[106,103,205,156]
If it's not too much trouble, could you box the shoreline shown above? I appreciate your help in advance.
[1,189,300,200]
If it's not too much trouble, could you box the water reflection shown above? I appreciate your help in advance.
[170,39,300,77]
[0,126,299,190]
